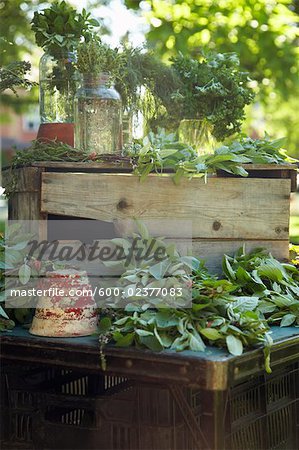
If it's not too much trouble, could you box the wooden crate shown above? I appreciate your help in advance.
[2,163,297,272]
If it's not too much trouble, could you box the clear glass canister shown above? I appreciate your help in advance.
[74,74,122,154]
[39,51,79,124]
[178,118,217,154]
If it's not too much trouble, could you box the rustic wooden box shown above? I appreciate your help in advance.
[2,162,297,272]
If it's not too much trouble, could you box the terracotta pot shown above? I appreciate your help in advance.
[30,270,98,337]
[37,123,74,147]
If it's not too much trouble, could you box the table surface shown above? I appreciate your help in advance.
[1,326,299,390]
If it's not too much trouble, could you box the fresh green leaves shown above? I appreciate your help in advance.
[226,335,243,356]
[98,244,298,374]
[124,129,296,183]
[171,52,255,141]
[222,247,299,328]
[31,1,100,55]
[76,39,124,79]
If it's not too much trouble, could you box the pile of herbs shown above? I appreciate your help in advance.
[3,140,94,198]
[98,239,299,373]
[170,52,255,141]
[5,130,296,198]
[124,129,296,183]
[223,247,299,328]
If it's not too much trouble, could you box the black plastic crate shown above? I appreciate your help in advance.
[1,362,298,450]
[227,365,299,450]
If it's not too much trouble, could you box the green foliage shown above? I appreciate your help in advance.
[0,222,69,329]
[99,231,196,310]
[0,1,40,66]
[0,0,41,110]
[76,42,182,126]
[0,224,34,329]
[31,2,100,97]
[222,246,299,327]
[76,39,124,80]
[0,61,37,95]
[31,1,100,56]
[171,52,255,140]
[124,0,299,103]
[124,0,299,156]
[115,47,182,128]
[97,239,298,371]
[97,238,299,372]
[124,129,296,183]
[5,130,296,198]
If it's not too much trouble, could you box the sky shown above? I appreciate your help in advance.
[69,0,148,47]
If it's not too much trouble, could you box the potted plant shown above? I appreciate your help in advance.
[170,52,255,153]
[31,1,99,145]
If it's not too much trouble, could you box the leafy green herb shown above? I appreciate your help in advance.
[171,52,255,141]
[222,246,299,327]
[77,39,124,81]
[124,129,296,183]
[97,232,299,373]
[31,1,100,56]
[31,2,100,99]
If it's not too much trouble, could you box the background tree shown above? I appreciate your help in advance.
[125,0,299,156]
[0,0,48,111]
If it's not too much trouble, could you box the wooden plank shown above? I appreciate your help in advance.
[218,165,297,192]
[290,170,298,192]
[1,167,42,192]
[31,161,297,171]
[32,159,131,170]
[2,167,47,237]
[30,238,288,276]
[41,173,291,240]
[241,164,297,171]
[191,239,289,273]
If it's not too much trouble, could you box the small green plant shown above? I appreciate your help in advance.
[171,52,255,141]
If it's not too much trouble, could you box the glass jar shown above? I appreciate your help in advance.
[39,51,79,124]
[178,118,217,154]
[74,74,122,154]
